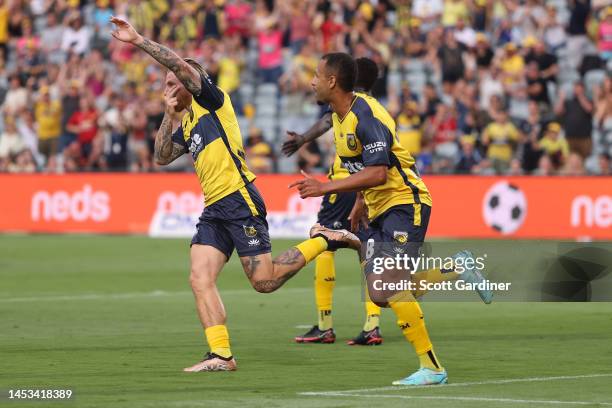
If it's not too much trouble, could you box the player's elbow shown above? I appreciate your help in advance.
[367,166,387,187]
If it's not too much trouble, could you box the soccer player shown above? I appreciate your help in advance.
[285,58,384,346]
[291,53,485,385]
[285,58,491,347]
[109,17,360,372]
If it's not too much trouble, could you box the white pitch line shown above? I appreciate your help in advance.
[303,392,612,406]
[0,290,190,303]
[299,373,612,396]
[0,287,320,303]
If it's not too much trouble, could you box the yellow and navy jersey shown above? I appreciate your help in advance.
[332,94,432,221]
[172,74,256,209]
[327,154,350,181]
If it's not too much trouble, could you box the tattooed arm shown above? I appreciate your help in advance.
[135,38,202,96]
[154,113,186,165]
[110,16,202,96]
[154,84,187,165]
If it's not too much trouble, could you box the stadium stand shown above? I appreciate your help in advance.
[0,0,611,176]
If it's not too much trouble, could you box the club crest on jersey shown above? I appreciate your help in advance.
[243,225,258,237]
[189,133,202,153]
[393,231,408,245]
[346,133,358,151]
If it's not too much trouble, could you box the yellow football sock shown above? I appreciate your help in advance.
[412,268,460,298]
[363,311,380,331]
[363,289,381,331]
[205,325,232,359]
[315,251,335,330]
[295,237,328,263]
[389,291,443,371]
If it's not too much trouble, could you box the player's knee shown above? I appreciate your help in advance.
[372,300,390,308]
[367,289,390,308]
[189,263,217,291]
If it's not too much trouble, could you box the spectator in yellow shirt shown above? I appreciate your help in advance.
[159,9,197,49]
[35,86,62,168]
[482,109,520,173]
[245,127,274,174]
[499,43,525,87]
[396,100,423,156]
[442,0,469,27]
[538,122,569,169]
[0,1,8,58]
[217,36,244,112]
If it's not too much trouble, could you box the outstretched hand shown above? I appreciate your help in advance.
[281,131,305,157]
[110,16,143,44]
[288,171,327,198]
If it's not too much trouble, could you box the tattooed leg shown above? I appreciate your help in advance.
[240,249,306,293]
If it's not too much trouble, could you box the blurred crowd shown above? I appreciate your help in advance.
[0,0,611,176]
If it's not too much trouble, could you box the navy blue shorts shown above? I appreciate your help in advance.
[361,204,431,275]
[191,183,272,259]
[317,191,357,230]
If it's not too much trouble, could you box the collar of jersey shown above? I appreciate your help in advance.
[337,94,358,124]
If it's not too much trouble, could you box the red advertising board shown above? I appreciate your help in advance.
[0,174,610,239]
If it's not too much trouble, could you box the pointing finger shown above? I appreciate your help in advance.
[288,179,305,189]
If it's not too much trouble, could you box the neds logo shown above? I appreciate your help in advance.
[156,191,204,213]
[571,195,612,228]
[31,184,110,222]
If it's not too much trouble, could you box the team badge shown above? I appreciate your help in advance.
[243,225,258,237]
[346,133,357,151]
[393,231,408,245]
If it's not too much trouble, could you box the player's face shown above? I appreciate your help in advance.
[311,60,331,104]
[165,72,193,111]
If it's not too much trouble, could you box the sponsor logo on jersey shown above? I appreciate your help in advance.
[248,238,261,246]
[363,141,386,154]
[342,160,365,174]
[189,133,202,153]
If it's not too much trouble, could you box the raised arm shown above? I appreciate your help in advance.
[110,16,202,96]
[281,112,333,156]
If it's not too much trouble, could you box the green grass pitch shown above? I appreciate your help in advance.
[1,235,612,407]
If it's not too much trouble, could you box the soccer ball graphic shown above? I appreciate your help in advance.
[482,181,527,235]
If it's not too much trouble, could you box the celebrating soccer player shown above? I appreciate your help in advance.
[110,17,360,372]
[285,58,492,350]
[290,53,491,385]
[284,58,384,346]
